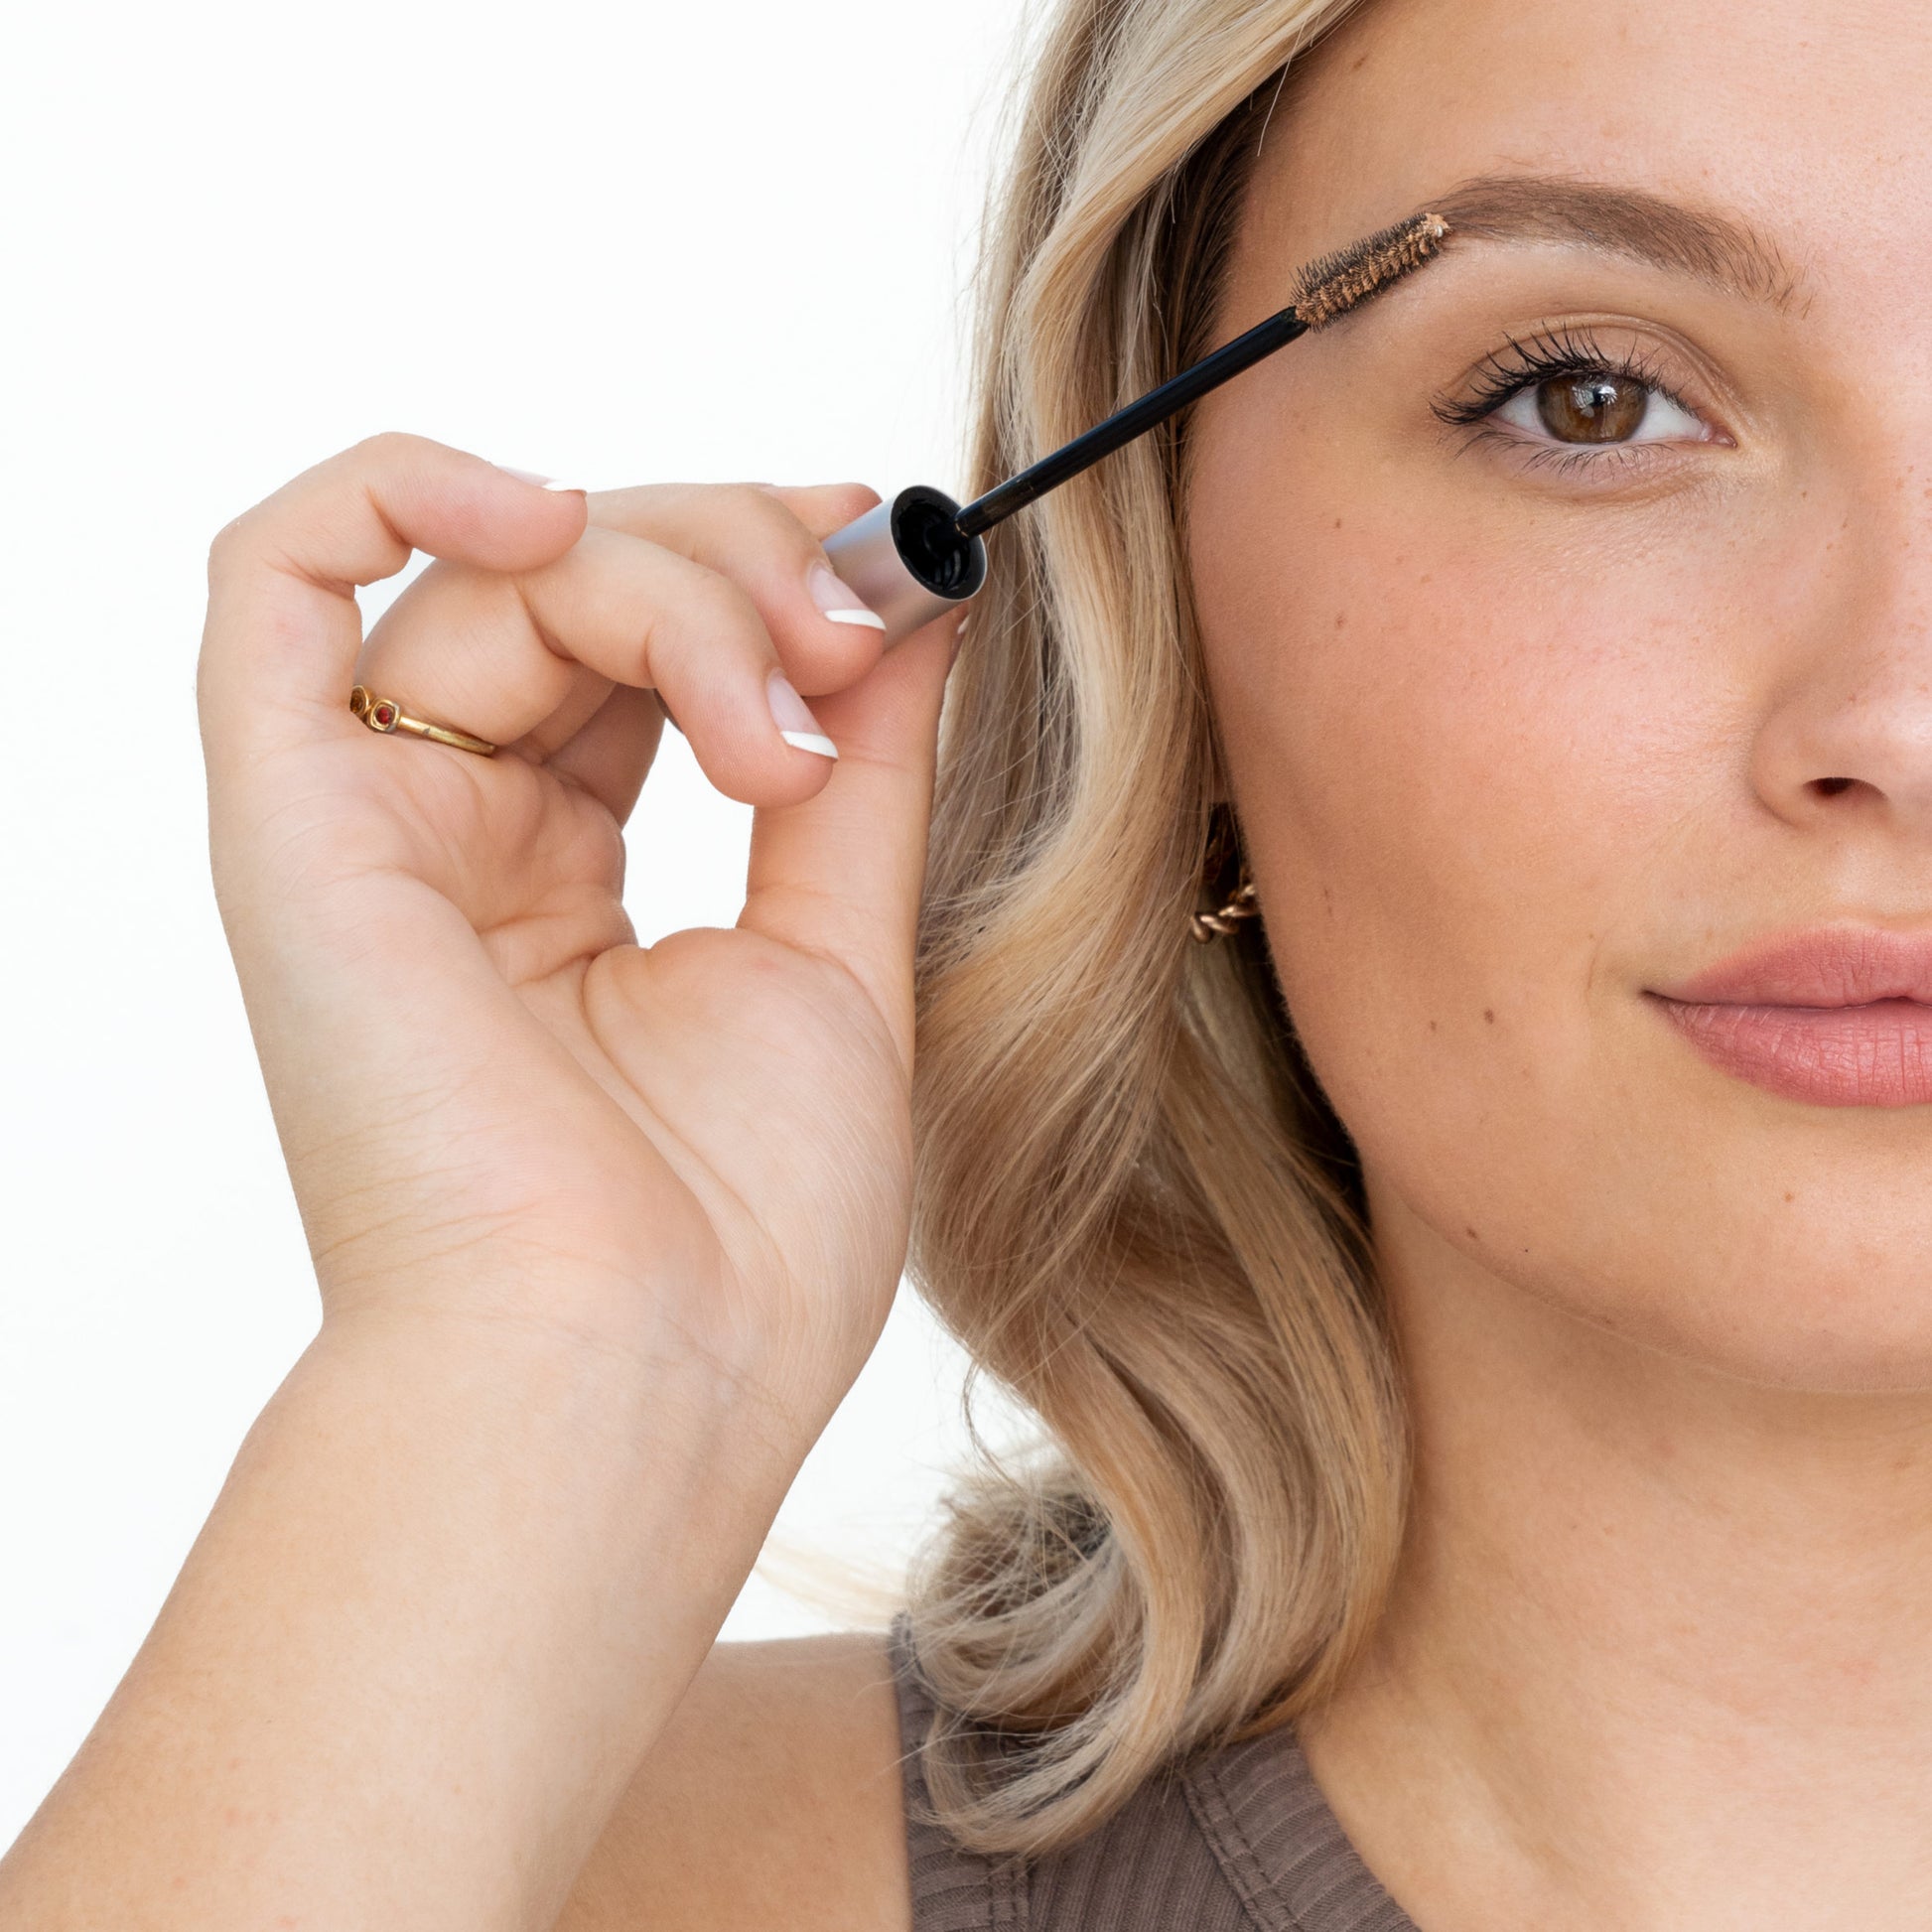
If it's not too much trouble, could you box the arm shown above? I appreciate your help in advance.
[555,1635,912,1932]
[0,435,956,1930]
[5,1318,783,1927]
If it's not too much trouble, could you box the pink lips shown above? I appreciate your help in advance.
[1653,928,1932,1107]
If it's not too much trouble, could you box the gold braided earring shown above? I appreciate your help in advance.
[1189,859,1259,943]
[1189,808,1261,944]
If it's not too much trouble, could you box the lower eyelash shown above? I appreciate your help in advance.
[1456,427,1657,479]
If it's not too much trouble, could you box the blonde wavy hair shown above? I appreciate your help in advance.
[903,0,1407,1859]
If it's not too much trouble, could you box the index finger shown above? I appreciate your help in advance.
[198,432,587,767]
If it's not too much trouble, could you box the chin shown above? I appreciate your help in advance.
[1655,1122,1932,1394]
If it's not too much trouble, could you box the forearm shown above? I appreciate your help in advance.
[0,1308,793,1931]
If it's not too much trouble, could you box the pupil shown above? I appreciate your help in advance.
[1536,372,1647,444]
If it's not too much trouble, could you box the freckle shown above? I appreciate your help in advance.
[1334,516,1343,529]
[1483,1009,1495,1025]
[1335,613,1347,629]
[1464,1226,1480,1242]
[1429,1020,1439,1034]
[1784,1191,1795,1202]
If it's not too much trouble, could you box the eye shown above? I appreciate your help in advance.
[1493,368,1708,447]
[1432,324,1725,465]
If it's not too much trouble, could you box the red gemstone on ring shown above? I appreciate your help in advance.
[372,703,398,728]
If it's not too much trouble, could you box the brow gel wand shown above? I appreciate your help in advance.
[819,210,1452,644]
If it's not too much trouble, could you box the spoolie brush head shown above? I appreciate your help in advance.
[1292,210,1451,331]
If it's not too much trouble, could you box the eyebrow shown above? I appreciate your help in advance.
[1417,173,1807,312]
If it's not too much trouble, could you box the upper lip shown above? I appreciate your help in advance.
[1657,927,1932,1008]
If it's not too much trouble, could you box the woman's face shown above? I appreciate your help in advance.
[1189,0,1932,1390]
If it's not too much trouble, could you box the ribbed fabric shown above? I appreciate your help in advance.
[890,1615,1418,1932]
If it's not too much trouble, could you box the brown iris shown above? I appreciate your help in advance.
[1536,372,1648,443]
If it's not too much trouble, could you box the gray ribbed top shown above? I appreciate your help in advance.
[888,1616,1418,1932]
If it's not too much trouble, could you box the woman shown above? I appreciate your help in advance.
[6,0,1929,1921]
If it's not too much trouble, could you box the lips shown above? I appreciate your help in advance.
[1652,928,1932,1107]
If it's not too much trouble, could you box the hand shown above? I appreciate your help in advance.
[199,432,957,1449]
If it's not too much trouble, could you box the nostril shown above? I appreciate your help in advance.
[1812,776,1856,797]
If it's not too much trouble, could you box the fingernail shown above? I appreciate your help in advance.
[766,669,838,759]
[807,563,886,631]
[501,466,589,493]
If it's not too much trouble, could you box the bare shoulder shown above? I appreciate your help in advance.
[554,1630,912,1932]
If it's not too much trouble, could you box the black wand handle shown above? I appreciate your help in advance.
[952,304,1311,540]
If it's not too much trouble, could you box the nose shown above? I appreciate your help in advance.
[1749,467,1932,839]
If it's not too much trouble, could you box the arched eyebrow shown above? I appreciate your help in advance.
[1420,173,1807,312]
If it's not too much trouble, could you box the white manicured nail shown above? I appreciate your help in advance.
[767,670,838,759]
[501,466,589,493]
[807,563,886,630]
[780,729,839,758]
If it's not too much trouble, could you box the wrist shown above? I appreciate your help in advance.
[297,1290,806,1516]
[315,1230,803,1412]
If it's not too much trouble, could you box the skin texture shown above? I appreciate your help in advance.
[9,1,1932,1927]
[1186,0,1932,1923]
[553,1637,908,1932]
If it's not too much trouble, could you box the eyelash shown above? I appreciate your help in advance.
[1430,324,1713,475]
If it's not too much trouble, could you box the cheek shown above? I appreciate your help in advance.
[1191,458,1778,1234]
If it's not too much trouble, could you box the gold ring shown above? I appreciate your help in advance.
[349,685,497,758]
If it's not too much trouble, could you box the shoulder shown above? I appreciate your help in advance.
[554,1630,913,1932]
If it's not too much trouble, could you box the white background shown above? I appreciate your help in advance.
[0,0,1037,1847]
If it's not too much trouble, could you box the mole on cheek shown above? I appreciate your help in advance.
[1483,1009,1496,1025]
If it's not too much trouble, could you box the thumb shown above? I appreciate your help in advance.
[740,609,960,1076]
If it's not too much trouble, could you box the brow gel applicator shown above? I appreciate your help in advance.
[820,210,1452,644]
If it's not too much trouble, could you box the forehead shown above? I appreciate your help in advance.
[1243,0,1932,310]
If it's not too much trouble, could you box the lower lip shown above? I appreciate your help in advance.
[1654,997,1932,1107]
